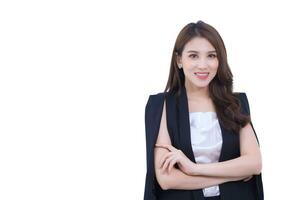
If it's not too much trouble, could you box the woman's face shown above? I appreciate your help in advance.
[177,37,219,89]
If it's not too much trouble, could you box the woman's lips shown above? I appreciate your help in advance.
[194,72,209,80]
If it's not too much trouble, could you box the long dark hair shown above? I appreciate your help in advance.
[164,20,250,133]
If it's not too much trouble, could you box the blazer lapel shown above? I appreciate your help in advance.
[177,85,197,162]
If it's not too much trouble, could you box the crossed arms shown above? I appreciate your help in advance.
[154,100,262,190]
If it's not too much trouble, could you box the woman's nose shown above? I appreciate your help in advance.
[194,59,208,69]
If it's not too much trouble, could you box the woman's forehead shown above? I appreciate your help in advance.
[183,37,216,53]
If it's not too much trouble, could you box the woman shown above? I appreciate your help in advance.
[143,20,264,200]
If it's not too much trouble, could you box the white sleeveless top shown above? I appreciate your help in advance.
[189,111,223,197]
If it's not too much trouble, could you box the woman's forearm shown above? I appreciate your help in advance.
[157,167,248,190]
[191,155,262,178]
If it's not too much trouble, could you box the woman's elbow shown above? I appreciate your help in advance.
[160,182,169,190]
[253,157,262,175]
[155,170,172,190]
[157,176,169,190]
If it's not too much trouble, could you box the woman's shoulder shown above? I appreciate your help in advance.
[148,91,169,98]
[233,91,249,101]
[233,91,251,115]
[147,91,169,102]
[233,92,248,103]
[145,91,169,111]
[233,91,246,96]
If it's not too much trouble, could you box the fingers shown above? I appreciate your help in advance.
[155,143,177,152]
[156,143,180,173]
[161,154,176,172]
[161,154,170,171]
[168,158,177,173]
[159,152,172,168]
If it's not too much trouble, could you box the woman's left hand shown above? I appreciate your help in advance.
[155,143,196,175]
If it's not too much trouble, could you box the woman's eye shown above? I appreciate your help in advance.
[189,54,197,58]
[189,54,217,58]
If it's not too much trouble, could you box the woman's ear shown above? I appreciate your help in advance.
[175,53,182,69]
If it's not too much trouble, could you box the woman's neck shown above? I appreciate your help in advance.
[185,82,210,100]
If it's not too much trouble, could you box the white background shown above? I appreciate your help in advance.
[0,0,299,199]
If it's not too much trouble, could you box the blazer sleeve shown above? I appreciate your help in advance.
[144,93,166,200]
[238,92,264,200]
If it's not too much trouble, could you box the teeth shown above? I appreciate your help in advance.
[195,73,209,76]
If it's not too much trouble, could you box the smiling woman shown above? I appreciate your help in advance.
[143,20,264,200]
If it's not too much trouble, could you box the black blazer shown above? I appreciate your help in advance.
[143,85,264,200]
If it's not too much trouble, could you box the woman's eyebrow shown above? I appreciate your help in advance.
[186,50,217,53]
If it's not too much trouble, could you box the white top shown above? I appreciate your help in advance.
[189,112,223,197]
